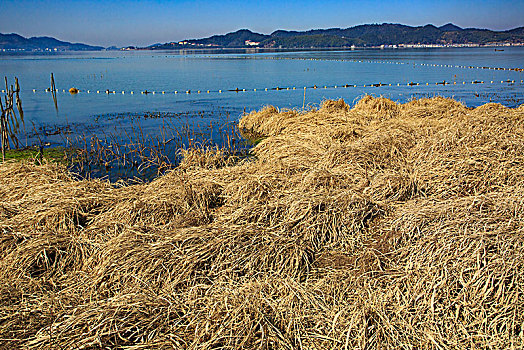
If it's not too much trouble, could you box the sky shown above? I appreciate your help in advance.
[1,0,523,47]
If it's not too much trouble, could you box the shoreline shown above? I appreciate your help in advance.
[3,42,524,54]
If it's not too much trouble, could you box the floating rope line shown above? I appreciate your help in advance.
[9,79,522,96]
[196,55,524,72]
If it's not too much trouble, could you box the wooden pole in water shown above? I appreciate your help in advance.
[302,87,306,110]
[0,99,5,162]
[14,77,26,146]
[51,73,58,111]
[1,77,11,159]
[0,76,26,159]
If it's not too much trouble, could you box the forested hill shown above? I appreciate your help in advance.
[148,23,524,49]
[0,33,104,51]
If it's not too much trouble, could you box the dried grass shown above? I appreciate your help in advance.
[1,96,523,349]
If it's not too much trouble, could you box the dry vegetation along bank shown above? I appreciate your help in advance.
[0,96,523,349]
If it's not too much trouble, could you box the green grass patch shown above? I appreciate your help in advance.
[2,146,71,164]
[243,135,266,146]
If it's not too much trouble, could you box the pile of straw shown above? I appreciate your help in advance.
[1,96,523,349]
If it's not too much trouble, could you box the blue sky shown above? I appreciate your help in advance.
[1,0,523,47]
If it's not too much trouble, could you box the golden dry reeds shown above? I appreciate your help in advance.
[1,96,523,349]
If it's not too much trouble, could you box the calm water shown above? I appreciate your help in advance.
[0,47,523,179]
[1,47,523,126]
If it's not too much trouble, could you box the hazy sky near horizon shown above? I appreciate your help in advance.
[1,0,523,47]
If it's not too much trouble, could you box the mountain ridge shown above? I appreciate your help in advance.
[2,23,523,51]
[0,33,104,51]
[148,23,524,49]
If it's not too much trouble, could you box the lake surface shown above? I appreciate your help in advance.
[1,47,523,179]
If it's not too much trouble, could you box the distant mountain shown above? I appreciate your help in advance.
[147,29,267,50]
[0,33,104,51]
[147,23,524,49]
[191,29,268,47]
[439,23,462,32]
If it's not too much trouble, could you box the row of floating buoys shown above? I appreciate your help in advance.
[11,79,521,95]
[225,55,524,72]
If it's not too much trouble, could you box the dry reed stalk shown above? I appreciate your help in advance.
[1,96,523,349]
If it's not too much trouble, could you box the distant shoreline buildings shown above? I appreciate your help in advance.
[2,42,523,53]
[137,41,524,51]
